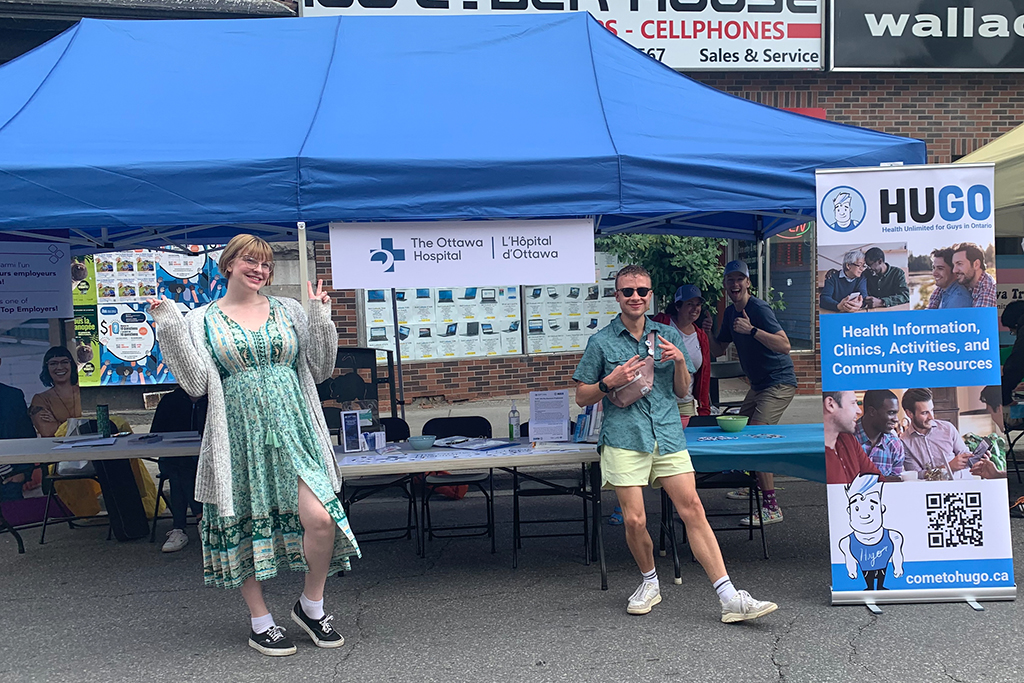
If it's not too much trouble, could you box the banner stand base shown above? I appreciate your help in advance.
[966,599,985,611]
[833,586,1016,606]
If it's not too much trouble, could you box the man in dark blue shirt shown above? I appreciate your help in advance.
[711,260,798,527]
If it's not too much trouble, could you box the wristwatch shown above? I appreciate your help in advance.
[750,327,759,339]
[598,380,610,393]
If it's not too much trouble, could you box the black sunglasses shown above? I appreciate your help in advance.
[617,287,651,297]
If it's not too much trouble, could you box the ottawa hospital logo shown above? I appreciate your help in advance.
[369,238,405,273]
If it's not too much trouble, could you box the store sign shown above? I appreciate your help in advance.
[301,1,823,71]
[816,164,1015,606]
[832,0,1024,71]
[330,218,595,289]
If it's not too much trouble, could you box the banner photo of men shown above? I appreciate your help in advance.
[816,163,1015,605]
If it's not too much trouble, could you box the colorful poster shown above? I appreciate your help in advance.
[816,163,1014,605]
[71,255,97,307]
[72,306,101,387]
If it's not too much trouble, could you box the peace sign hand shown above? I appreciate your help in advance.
[603,355,643,390]
[307,280,331,305]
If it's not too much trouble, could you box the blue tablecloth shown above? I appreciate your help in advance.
[685,424,826,483]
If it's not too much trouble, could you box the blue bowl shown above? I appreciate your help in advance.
[408,435,437,450]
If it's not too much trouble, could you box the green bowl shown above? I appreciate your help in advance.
[408,435,437,450]
[716,416,749,433]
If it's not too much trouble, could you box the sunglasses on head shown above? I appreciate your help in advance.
[617,287,651,297]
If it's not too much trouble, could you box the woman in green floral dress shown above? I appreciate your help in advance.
[149,234,360,657]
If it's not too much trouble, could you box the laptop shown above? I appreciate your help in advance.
[547,286,559,299]
[463,321,479,336]
[439,323,458,337]
[506,320,520,333]
[395,291,406,302]
[480,288,497,303]
[398,325,411,340]
[587,318,599,329]
[481,323,495,334]
[461,287,477,300]
[568,287,580,299]
[569,321,580,331]
[528,319,544,335]
[602,287,615,298]
[367,290,385,302]
[418,327,432,338]
[548,318,561,331]
[369,327,387,342]
[586,285,599,300]
[603,270,618,280]
[438,290,454,303]
[416,288,431,299]
[529,287,542,299]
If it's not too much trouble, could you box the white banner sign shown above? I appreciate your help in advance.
[301,2,823,71]
[815,164,1015,605]
[0,242,72,319]
[329,219,595,289]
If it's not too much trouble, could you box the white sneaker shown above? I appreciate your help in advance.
[721,590,778,623]
[627,582,661,615]
[739,507,784,527]
[161,528,188,553]
[725,488,750,500]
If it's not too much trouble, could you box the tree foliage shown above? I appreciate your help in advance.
[596,235,727,313]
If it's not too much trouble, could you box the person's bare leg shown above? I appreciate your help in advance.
[240,577,270,617]
[660,473,727,583]
[756,472,774,496]
[614,485,654,573]
[298,478,336,601]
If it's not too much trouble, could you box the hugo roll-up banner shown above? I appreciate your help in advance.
[329,218,595,289]
[815,163,1015,606]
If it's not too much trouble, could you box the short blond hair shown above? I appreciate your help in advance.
[219,234,274,286]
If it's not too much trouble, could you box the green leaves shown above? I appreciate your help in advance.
[597,235,727,312]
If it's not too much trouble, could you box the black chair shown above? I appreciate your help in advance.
[1005,426,1023,483]
[40,420,111,544]
[340,416,419,551]
[709,361,746,414]
[511,420,590,569]
[657,415,767,569]
[420,416,495,553]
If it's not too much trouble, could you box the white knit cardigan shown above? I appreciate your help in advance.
[151,296,339,518]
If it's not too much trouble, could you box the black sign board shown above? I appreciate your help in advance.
[832,0,1024,71]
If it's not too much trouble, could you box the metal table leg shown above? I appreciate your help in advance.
[589,461,607,591]
[0,507,26,554]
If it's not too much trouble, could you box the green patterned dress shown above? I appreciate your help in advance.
[200,298,360,589]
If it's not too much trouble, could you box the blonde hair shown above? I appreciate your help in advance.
[219,234,274,286]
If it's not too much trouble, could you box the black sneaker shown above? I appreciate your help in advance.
[248,625,297,657]
[291,601,345,648]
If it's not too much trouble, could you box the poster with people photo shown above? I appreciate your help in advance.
[72,245,225,386]
[816,163,1014,605]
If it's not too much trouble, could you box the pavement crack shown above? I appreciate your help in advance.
[336,577,383,666]
[941,663,969,683]
[847,611,877,668]
[770,613,798,681]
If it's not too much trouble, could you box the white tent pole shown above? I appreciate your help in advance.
[390,288,407,421]
[298,221,309,309]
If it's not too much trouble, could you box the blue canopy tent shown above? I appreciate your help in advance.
[0,12,925,254]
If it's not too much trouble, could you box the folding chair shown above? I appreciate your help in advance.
[511,421,589,569]
[420,416,495,553]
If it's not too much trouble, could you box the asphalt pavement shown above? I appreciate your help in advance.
[3,469,1023,683]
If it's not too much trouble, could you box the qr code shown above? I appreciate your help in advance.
[926,492,983,548]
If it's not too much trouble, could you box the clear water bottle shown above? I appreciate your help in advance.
[508,401,521,440]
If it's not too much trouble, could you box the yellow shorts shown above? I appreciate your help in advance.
[600,442,694,490]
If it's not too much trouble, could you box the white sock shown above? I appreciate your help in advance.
[251,613,276,634]
[714,575,738,603]
[300,593,325,619]
[642,568,659,588]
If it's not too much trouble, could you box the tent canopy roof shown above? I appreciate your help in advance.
[959,122,1024,212]
[0,13,925,251]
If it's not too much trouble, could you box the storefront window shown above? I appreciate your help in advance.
[769,223,815,351]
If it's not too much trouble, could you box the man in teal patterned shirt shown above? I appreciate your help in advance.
[573,264,777,623]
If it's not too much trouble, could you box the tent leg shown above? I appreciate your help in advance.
[391,290,407,422]
[298,221,309,308]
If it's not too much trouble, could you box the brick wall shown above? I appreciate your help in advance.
[692,72,1024,163]
[317,71,1021,403]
